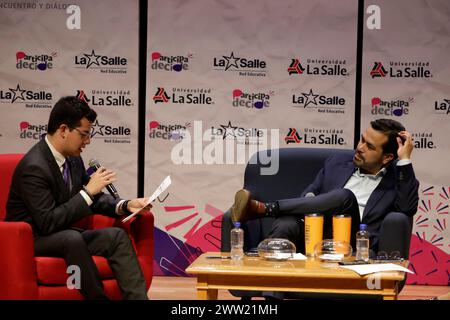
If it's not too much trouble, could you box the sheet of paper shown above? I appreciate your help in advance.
[122,175,171,223]
[340,263,414,275]
[319,253,344,261]
[289,253,307,260]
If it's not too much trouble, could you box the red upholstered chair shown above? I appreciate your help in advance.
[0,154,154,300]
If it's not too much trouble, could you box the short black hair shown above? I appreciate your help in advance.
[47,96,97,134]
[370,118,405,160]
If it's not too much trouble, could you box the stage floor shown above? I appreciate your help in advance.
[147,275,448,300]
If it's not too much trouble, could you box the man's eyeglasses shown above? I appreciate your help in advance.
[372,250,404,263]
[72,127,91,140]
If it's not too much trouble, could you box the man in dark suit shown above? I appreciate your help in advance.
[6,96,150,300]
[232,118,419,254]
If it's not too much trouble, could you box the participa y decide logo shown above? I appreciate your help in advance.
[232,89,273,109]
[150,51,192,72]
[371,97,414,116]
[16,51,56,71]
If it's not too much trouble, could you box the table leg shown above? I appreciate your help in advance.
[197,288,218,300]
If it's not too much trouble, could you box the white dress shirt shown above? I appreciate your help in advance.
[45,135,93,206]
[344,159,412,220]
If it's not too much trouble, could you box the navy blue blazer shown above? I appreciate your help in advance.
[301,153,419,248]
[6,139,120,236]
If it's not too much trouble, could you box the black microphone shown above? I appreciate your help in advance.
[88,159,120,199]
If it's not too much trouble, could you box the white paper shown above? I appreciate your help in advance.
[319,253,344,261]
[122,175,171,223]
[289,253,307,260]
[340,263,414,276]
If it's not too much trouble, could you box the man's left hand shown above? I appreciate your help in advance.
[127,198,153,214]
[397,131,414,160]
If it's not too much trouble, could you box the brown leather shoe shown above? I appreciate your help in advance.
[231,189,252,222]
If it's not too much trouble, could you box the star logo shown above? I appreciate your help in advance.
[9,84,27,103]
[83,50,101,69]
[90,119,105,137]
[223,52,240,71]
[302,89,319,107]
[220,121,237,139]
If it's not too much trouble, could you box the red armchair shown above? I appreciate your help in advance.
[0,154,154,300]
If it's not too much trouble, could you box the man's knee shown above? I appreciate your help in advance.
[103,227,129,243]
[379,212,413,258]
[382,212,411,229]
[61,230,85,249]
[340,188,357,204]
[270,216,302,240]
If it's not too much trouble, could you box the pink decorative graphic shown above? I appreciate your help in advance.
[407,186,450,285]
[407,235,449,285]
[152,204,223,276]
[161,204,223,252]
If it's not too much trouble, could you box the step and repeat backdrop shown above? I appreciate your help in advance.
[0,0,140,198]
[361,0,449,285]
[145,0,358,277]
[0,0,448,285]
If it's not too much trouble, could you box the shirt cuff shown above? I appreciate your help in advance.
[116,200,126,215]
[80,190,93,206]
[397,159,412,166]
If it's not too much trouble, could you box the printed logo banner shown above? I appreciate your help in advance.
[361,0,449,285]
[145,0,357,276]
[0,0,139,198]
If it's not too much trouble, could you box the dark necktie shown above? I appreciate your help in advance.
[62,160,71,190]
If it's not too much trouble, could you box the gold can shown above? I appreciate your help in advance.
[304,213,323,256]
[333,214,352,254]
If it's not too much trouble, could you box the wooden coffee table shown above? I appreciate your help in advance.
[185,252,408,300]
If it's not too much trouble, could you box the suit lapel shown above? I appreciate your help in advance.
[336,159,356,189]
[362,163,395,219]
[68,157,82,196]
[38,139,71,199]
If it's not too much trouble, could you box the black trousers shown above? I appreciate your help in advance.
[34,227,147,300]
[268,189,361,251]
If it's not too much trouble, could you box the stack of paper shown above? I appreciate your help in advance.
[340,263,414,275]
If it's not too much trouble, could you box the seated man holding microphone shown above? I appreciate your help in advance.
[6,96,150,300]
[231,118,419,257]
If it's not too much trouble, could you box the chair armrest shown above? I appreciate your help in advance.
[378,211,413,258]
[90,212,154,289]
[0,221,39,299]
[221,209,233,252]
[221,209,276,253]
[117,212,154,257]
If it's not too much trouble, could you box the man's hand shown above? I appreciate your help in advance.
[127,198,153,214]
[397,131,414,160]
[85,166,117,196]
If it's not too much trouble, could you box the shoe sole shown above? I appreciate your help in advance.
[232,189,250,222]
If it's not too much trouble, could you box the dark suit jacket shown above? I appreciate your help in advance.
[6,139,120,236]
[301,153,419,249]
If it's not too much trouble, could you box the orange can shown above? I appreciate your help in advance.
[304,213,323,256]
[333,214,352,253]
